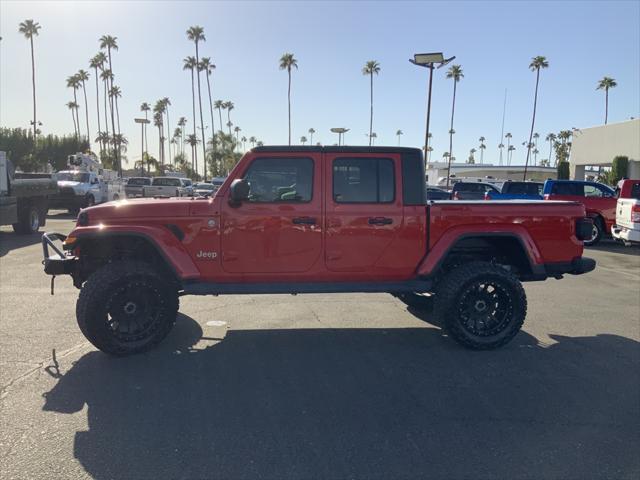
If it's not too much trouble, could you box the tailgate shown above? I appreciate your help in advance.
[616,198,639,229]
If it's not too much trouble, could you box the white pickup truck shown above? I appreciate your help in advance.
[612,179,640,246]
[142,177,191,197]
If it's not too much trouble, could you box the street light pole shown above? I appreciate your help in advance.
[410,52,455,173]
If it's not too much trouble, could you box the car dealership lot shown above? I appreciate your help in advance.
[1,212,639,479]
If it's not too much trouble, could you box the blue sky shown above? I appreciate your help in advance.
[1,0,639,173]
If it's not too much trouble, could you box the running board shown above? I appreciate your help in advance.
[182,280,432,296]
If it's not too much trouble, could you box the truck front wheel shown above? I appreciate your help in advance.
[434,261,526,350]
[76,261,179,356]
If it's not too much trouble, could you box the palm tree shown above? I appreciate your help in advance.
[99,34,119,171]
[545,133,556,166]
[241,136,247,151]
[89,53,106,151]
[99,68,112,143]
[161,97,172,163]
[523,55,549,179]
[223,101,234,135]
[308,128,315,145]
[178,117,187,157]
[183,56,198,170]
[110,85,122,138]
[76,69,91,144]
[279,53,298,145]
[478,136,486,164]
[199,57,216,145]
[140,102,150,158]
[445,64,464,188]
[427,146,433,162]
[468,148,477,164]
[596,77,617,124]
[186,133,199,169]
[186,26,207,175]
[498,143,505,165]
[66,101,79,137]
[19,19,41,140]
[234,126,241,145]
[508,145,516,164]
[370,132,377,145]
[396,129,403,145]
[300,135,307,145]
[214,100,224,133]
[249,136,257,149]
[66,75,81,138]
[362,60,381,146]
[505,132,513,165]
[153,111,164,165]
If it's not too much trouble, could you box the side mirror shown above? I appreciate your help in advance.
[229,178,250,206]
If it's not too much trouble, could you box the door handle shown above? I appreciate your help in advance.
[368,217,393,225]
[292,217,317,225]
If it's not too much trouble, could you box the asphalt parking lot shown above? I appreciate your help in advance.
[1,212,639,480]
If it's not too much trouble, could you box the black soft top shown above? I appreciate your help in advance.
[251,145,423,155]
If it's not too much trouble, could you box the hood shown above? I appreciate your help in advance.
[58,180,84,188]
[83,197,194,221]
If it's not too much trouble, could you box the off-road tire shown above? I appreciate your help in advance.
[85,194,95,208]
[434,261,527,350]
[76,261,179,356]
[12,204,40,234]
[584,217,603,247]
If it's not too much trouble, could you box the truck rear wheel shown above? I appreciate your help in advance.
[12,204,40,234]
[76,261,179,356]
[584,218,603,246]
[434,261,526,350]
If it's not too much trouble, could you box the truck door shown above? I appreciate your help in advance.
[324,153,418,278]
[220,153,322,273]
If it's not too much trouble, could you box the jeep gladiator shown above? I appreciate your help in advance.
[42,146,596,355]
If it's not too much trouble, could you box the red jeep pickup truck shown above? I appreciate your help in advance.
[42,147,595,355]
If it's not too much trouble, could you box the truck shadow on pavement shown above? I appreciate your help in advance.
[42,314,640,480]
[0,231,42,257]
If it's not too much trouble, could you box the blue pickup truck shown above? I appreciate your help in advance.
[484,181,543,200]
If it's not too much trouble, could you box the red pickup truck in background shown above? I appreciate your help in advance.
[42,147,596,356]
[543,180,616,245]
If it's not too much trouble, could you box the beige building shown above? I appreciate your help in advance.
[570,119,640,179]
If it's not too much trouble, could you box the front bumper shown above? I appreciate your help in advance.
[42,232,78,275]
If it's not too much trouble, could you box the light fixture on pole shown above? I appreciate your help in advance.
[331,127,349,146]
[134,118,150,176]
[409,52,455,170]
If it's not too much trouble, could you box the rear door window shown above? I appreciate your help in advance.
[333,157,395,203]
[552,182,583,196]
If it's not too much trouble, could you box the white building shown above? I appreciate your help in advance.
[570,119,640,179]
[425,162,557,186]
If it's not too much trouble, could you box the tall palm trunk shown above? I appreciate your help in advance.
[72,87,80,139]
[115,96,121,140]
[93,66,102,154]
[103,78,110,139]
[523,68,540,180]
[144,110,149,160]
[165,107,172,165]
[190,69,197,171]
[205,72,216,159]
[195,42,206,179]
[369,72,373,146]
[227,110,232,136]
[605,88,609,124]
[287,69,292,145]
[81,79,90,145]
[106,47,119,173]
[30,36,37,141]
[217,107,223,134]
[70,108,78,138]
[446,81,457,188]
[158,125,163,165]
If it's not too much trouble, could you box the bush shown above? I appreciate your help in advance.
[611,156,629,184]
[557,161,570,180]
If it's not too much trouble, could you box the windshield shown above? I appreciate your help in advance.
[127,177,151,186]
[152,177,181,186]
[195,183,215,190]
[57,172,90,183]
